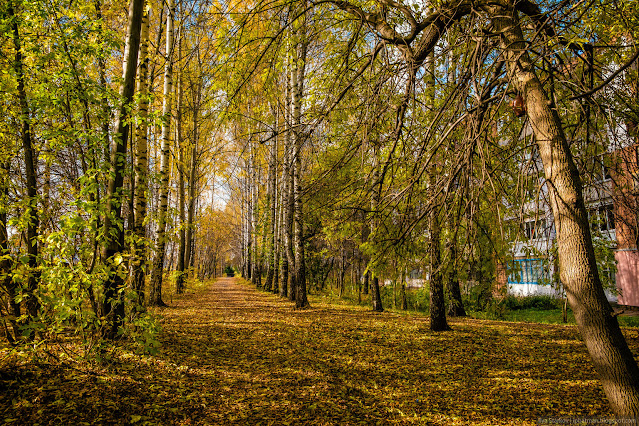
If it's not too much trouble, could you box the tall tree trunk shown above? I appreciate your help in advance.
[84,0,109,316]
[101,0,146,336]
[363,269,370,295]
[175,52,186,294]
[272,172,281,294]
[285,157,295,301]
[278,161,288,298]
[0,160,19,342]
[360,211,370,296]
[352,258,358,298]
[494,6,639,414]
[132,2,151,310]
[9,2,39,320]
[91,3,109,314]
[246,162,253,281]
[292,28,309,308]
[95,0,111,169]
[269,134,281,295]
[42,143,51,233]
[264,125,277,291]
[283,58,296,301]
[339,247,346,298]
[240,183,247,278]
[401,268,408,311]
[184,83,199,284]
[370,275,383,312]
[250,139,261,288]
[369,147,384,312]
[420,34,447,329]
[446,240,466,317]
[357,258,362,304]
[149,0,175,307]
[428,200,449,331]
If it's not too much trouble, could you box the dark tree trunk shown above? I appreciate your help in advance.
[401,269,408,310]
[10,2,40,321]
[369,146,383,313]
[371,275,384,312]
[339,248,346,298]
[0,160,19,342]
[357,258,362,304]
[175,61,186,294]
[292,128,307,307]
[446,242,466,317]
[429,203,449,331]
[363,270,370,295]
[101,0,146,337]
[286,170,296,302]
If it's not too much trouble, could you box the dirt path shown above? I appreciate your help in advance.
[3,277,630,425]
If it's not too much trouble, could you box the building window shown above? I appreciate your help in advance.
[588,204,615,232]
[592,155,612,183]
[508,259,547,285]
[600,265,617,288]
[523,219,547,240]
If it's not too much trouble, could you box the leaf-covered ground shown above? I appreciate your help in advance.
[2,277,639,425]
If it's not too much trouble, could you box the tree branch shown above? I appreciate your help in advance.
[569,48,639,100]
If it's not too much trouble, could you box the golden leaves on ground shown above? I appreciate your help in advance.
[2,277,634,424]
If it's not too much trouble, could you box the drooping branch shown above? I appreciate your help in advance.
[570,48,639,100]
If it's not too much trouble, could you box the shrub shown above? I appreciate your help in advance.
[503,295,560,310]
[464,281,493,311]
[376,284,430,312]
[503,295,521,310]
[486,299,509,320]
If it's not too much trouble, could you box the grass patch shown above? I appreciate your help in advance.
[619,314,639,328]
[470,308,639,327]
[310,285,639,328]
[470,308,575,325]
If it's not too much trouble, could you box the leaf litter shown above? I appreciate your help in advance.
[2,277,637,425]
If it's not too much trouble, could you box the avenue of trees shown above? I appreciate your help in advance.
[0,0,232,342]
[1,0,638,416]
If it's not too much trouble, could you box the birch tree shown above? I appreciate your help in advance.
[131,1,151,309]
[149,0,175,307]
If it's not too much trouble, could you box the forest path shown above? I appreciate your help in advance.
[3,277,626,425]
[152,277,617,425]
